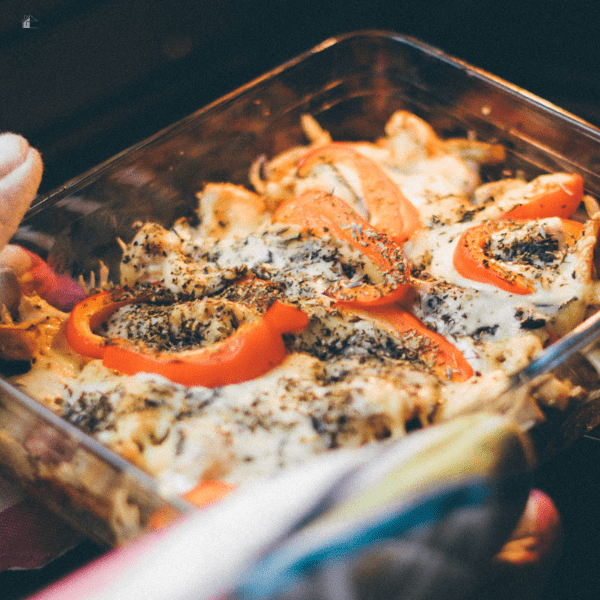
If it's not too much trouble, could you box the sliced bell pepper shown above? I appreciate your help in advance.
[102,300,308,387]
[453,218,583,295]
[296,142,422,243]
[65,290,140,359]
[454,221,534,295]
[273,190,411,307]
[66,290,309,387]
[349,305,473,382]
[501,172,584,221]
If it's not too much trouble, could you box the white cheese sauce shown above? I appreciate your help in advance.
[61,354,439,494]
[403,217,593,347]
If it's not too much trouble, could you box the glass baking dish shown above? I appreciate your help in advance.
[4,29,600,547]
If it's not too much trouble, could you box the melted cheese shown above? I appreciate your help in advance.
[5,111,595,497]
[60,354,439,492]
[404,216,598,347]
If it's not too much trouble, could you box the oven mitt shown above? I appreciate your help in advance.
[0,475,82,571]
[227,412,533,600]
[229,479,528,600]
[29,412,537,600]
[231,486,559,600]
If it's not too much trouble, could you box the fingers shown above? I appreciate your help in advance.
[0,133,43,251]
[0,133,31,179]
[495,489,562,567]
[477,490,562,600]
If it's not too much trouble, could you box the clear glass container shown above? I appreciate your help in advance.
[4,30,600,546]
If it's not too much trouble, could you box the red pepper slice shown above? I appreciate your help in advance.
[349,305,473,382]
[66,292,309,387]
[454,221,534,295]
[102,300,308,387]
[501,172,584,221]
[273,190,411,307]
[453,218,583,295]
[65,291,140,359]
[296,142,422,243]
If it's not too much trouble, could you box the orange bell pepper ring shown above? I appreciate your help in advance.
[65,290,141,359]
[296,142,422,243]
[349,305,474,382]
[273,190,411,307]
[66,291,309,387]
[501,172,584,221]
[453,218,583,295]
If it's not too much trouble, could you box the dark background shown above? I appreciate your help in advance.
[1,1,600,598]
[2,0,600,195]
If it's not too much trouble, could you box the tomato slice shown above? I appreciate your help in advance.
[297,142,422,243]
[273,190,411,307]
[19,247,85,311]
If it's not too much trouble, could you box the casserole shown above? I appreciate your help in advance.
[3,30,600,546]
